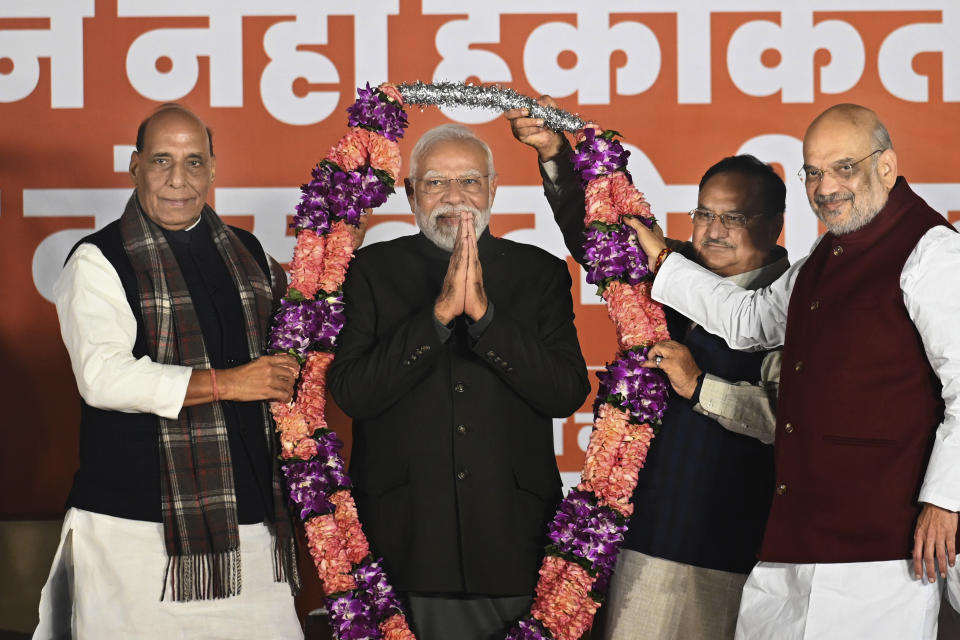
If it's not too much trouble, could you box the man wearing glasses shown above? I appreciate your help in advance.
[628,103,960,639]
[327,124,590,640]
[507,106,788,639]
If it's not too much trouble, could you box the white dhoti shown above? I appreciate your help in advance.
[33,508,303,640]
[736,560,960,640]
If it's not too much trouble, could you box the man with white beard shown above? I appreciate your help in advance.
[628,104,960,639]
[327,124,589,640]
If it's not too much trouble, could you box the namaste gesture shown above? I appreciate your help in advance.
[434,210,488,324]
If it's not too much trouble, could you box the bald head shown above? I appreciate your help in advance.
[801,104,898,235]
[136,104,214,156]
[804,104,892,157]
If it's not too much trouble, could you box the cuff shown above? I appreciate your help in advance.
[467,302,495,339]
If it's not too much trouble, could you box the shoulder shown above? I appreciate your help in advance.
[71,219,126,267]
[490,235,567,271]
[354,233,423,264]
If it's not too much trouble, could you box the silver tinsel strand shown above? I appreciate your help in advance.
[397,81,586,133]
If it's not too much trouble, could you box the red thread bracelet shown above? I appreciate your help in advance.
[654,247,672,274]
[210,368,220,402]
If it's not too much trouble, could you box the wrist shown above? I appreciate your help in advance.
[652,246,671,274]
[688,371,706,404]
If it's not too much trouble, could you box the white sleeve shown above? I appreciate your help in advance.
[53,243,192,419]
[650,252,807,351]
[905,226,960,511]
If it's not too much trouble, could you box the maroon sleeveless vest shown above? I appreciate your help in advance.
[762,178,952,563]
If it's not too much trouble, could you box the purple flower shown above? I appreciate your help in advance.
[572,128,630,185]
[583,226,650,286]
[506,616,550,640]
[292,163,392,233]
[327,593,379,640]
[283,431,351,518]
[596,348,670,424]
[547,490,627,576]
[347,83,409,141]
[283,459,336,519]
[268,294,346,357]
[352,560,403,619]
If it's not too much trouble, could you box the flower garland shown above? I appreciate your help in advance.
[268,82,670,640]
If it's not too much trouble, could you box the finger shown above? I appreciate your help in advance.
[949,534,957,568]
[925,533,937,583]
[938,537,949,579]
[538,95,558,108]
[503,107,530,120]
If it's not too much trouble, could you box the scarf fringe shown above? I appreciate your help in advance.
[273,531,302,596]
[162,548,242,602]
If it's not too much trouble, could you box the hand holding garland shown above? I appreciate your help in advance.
[504,96,567,162]
[183,354,300,405]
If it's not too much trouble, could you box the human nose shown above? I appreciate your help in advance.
[167,161,186,188]
[441,179,468,203]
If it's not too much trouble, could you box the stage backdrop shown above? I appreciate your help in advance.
[2,0,959,517]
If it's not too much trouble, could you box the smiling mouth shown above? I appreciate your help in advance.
[161,198,195,208]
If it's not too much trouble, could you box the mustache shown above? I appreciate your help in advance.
[815,193,854,205]
[431,203,482,218]
[700,238,735,249]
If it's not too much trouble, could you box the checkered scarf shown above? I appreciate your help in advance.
[119,193,300,601]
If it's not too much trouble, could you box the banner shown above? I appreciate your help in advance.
[2,0,958,515]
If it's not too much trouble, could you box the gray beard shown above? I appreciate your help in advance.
[815,195,882,235]
[417,203,491,251]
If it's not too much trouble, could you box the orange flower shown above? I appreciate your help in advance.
[298,351,334,427]
[367,134,402,182]
[317,221,357,293]
[584,176,618,225]
[607,172,650,218]
[326,128,370,172]
[288,230,325,299]
[380,614,415,640]
[531,556,598,640]
[303,515,358,595]
[378,83,404,106]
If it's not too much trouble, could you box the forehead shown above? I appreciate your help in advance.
[802,118,871,165]
[141,111,210,154]
[699,171,757,211]
[416,139,487,176]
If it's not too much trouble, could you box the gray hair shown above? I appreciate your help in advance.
[872,119,893,152]
[409,124,495,179]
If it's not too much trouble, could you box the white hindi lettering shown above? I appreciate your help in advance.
[878,5,959,102]
[433,14,512,124]
[118,1,397,123]
[0,1,95,108]
[523,11,661,105]
[726,8,865,103]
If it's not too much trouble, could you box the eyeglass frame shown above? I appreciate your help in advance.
[688,208,766,229]
[797,149,883,185]
[412,174,492,194]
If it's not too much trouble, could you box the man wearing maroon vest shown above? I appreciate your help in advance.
[628,104,960,638]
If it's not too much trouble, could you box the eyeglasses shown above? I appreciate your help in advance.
[689,208,757,229]
[798,150,882,185]
[415,175,489,194]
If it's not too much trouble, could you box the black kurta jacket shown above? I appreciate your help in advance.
[328,230,590,595]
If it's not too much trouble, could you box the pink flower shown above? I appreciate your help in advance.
[378,83,404,106]
[531,556,598,640]
[326,128,370,172]
[608,172,650,218]
[331,491,370,564]
[584,176,618,226]
[317,221,357,293]
[288,230,325,299]
[304,515,358,595]
[380,614,415,640]
[367,134,402,182]
[298,351,334,427]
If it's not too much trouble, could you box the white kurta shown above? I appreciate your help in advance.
[33,509,303,640]
[651,224,960,638]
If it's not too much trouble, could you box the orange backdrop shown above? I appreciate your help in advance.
[2,1,959,519]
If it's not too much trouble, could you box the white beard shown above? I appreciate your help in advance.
[416,202,491,251]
